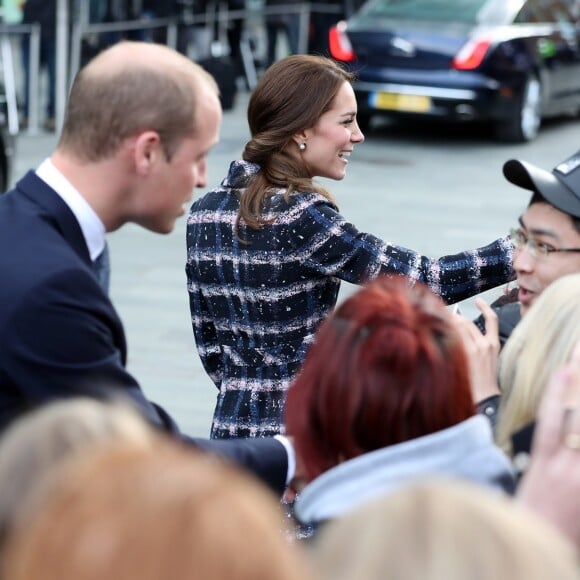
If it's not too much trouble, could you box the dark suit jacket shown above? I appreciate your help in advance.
[0,172,288,493]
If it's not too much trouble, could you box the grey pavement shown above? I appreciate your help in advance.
[12,86,575,438]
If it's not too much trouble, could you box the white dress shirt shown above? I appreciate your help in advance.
[36,158,106,261]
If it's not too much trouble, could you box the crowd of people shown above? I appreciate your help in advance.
[1,33,580,578]
[16,0,348,129]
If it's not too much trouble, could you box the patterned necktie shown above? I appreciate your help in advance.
[92,243,110,294]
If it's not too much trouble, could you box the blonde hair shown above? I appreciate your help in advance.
[0,398,155,546]
[311,481,578,580]
[496,273,580,452]
[3,441,312,580]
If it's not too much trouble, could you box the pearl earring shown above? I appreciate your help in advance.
[299,142,306,151]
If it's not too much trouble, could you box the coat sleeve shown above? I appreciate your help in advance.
[1,268,289,494]
[291,199,515,304]
[0,267,174,430]
[188,436,289,495]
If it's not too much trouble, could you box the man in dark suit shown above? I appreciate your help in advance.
[0,40,292,494]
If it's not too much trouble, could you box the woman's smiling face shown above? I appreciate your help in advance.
[297,81,365,180]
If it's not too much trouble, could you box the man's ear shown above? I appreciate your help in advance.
[133,131,162,175]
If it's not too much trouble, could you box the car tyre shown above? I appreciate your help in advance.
[494,75,542,143]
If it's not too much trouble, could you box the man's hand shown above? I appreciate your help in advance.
[451,298,501,405]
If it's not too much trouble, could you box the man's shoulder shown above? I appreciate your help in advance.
[0,202,105,331]
[0,261,105,334]
[0,205,77,271]
[0,170,55,209]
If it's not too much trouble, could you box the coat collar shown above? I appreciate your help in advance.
[222,160,260,189]
[16,171,92,266]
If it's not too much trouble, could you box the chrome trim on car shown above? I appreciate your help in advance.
[354,82,478,100]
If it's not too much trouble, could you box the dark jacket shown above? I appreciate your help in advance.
[510,421,535,487]
[0,171,288,494]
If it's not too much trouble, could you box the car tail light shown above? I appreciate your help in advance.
[329,21,355,62]
[452,37,492,70]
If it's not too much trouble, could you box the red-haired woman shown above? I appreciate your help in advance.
[286,276,514,531]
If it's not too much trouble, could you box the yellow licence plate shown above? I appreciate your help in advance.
[371,92,431,113]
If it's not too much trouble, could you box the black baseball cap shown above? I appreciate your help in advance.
[503,150,580,218]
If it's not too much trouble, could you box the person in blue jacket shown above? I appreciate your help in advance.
[0,40,292,494]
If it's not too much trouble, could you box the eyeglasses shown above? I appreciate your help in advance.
[510,227,580,259]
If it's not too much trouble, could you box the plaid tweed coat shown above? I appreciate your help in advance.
[186,160,514,439]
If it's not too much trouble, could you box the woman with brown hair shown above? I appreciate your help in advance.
[186,54,514,440]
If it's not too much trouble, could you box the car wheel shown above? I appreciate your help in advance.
[494,75,542,143]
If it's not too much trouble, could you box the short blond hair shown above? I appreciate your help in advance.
[3,440,312,580]
[59,41,219,161]
[311,481,578,580]
[496,272,580,452]
[0,397,155,548]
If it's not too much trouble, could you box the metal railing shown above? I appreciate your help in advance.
[0,23,41,134]
[67,2,344,90]
[0,2,345,134]
[69,16,179,88]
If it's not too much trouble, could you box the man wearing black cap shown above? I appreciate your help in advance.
[476,149,580,343]
[473,150,580,425]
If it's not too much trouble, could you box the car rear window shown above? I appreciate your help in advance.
[358,0,515,24]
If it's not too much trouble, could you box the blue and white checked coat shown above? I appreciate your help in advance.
[186,161,514,439]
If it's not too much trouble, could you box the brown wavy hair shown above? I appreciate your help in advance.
[239,55,355,231]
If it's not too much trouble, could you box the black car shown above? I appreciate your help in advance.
[329,0,580,142]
